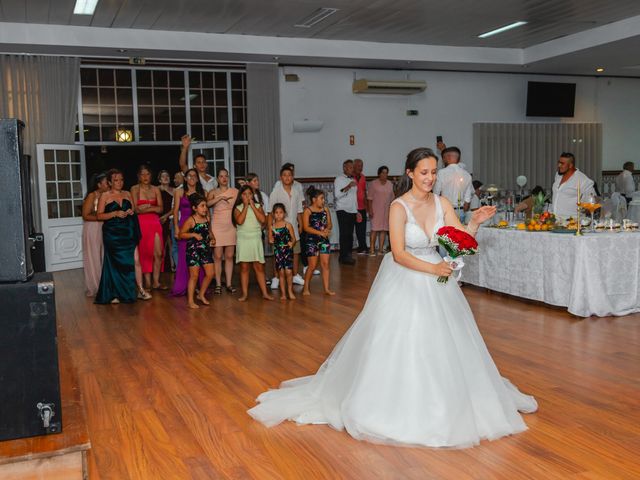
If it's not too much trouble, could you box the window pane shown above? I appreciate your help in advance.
[58,182,71,199]
[138,106,154,124]
[98,69,114,86]
[169,71,184,88]
[102,125,117,142]
[139,124,154,141]
[45,164,56,181]
[170,89,184,106]
[233,125,246,141]
[234,161,247,178]
[189,90,202,106]
[155,125,170,140]
[201,72,213,89]
[80,68,97,86]
[115,69,132,87]
[203,108,215,124]
[137,88,153,105]
[232,107,244,123]
[84,125,100,141]
[44,150,55,163]
[48,201,59,219]
[189,71,201,88]
[99,88,115,104]
[171,106,186,124]
[71,163,82,180]
[59,201,73,218]
[46,182,57,199]
[202,90,214,106]
[70,150,80,163]
[231,72,243,90]
[232,90,244,106]
[216,108,228,124]
[171,126,185,141]
[153,70,168,87]
[137,70,151,87]
[190,107,202,124]
[155,106,170,124]
[204,126,217,142]
[190,125,204,142]
[215,90,228,106]
[117,88,133,105]
[216,125,229,141]
[82,87,98,105]
[154,89,169,106]
[56,150,70,163]
[214,72,227,88]
[72,182,83,199]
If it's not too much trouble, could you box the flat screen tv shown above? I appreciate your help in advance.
[526,81,576,117]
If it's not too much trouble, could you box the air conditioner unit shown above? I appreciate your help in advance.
[352,79,427,95]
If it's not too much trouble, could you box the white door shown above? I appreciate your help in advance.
[191,142,230,184]
[37,144,87,271]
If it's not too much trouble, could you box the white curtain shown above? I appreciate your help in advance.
[0,55,80,229]
[473,123,602,193]
[247,63,281,193]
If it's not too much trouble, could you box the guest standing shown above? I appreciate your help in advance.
[82,172,109,296]
[178,134,216,192]
[158,170,175,272]
[268,166,305,286]
[270,203,296,300]
[179,194,216,309]
[433,146,473,220]
[233,185,273,302]
[551,152,595,220]
[208,168,238,294]
[334,159,358,265]
[367,165,395,256]
[171,168,205,296]
[302,187,334,296]
[515,186,545,218]
[95,169,151,304]
[615,161,636,204]
[353,158,368,254]
[131,165,165,290]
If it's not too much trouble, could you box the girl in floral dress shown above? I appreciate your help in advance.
[270,203,297,300]
[302,187,334,296]
[179,194,216,309]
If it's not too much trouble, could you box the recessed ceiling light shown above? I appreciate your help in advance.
[294,8,339,28]
[478,21,527,38]
[596,67,605,72]
[73,0,99,15]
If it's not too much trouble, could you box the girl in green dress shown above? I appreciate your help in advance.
[232,185,274,302]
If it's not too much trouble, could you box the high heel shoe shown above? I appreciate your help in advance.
[137,286,152,300]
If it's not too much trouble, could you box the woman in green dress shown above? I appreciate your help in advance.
[232,185,274,302]
[95,169,151,304]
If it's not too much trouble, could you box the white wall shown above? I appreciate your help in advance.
[279,67,640,177]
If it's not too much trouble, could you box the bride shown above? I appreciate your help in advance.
[248,148,537,448]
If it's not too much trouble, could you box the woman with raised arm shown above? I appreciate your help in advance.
[249,148,537,448]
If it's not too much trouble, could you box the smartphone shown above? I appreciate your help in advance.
[436,135,443,143]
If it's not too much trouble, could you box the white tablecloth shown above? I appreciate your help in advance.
[463,228,640,317]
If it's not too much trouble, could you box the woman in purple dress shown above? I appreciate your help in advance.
[170,168,205,296]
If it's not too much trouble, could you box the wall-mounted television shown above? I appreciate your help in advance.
[526,81,576,117]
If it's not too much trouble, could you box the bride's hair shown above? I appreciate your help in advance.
[394,148,438,197]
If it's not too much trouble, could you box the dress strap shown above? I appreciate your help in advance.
[392,197,415,223]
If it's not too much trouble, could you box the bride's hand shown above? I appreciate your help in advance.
[432,261,453,278]
[471,206,497,224]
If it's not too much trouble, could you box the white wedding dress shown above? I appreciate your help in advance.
[248,195,537,448]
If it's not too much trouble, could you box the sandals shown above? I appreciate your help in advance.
[214,285,223,295]
[226,285,237,294]
[137,287,152,300]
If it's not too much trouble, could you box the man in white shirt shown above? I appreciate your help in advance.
[615,161,636,204]
[551,152,595,220]
[334,159,359,265]
[268,165,305,286]
[433,147,473,219]
[178,134,217,192]
[470,180,483,211]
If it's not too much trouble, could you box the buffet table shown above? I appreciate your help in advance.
[463,227,640,317]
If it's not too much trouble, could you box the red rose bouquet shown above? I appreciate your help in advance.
[434,226,478,283]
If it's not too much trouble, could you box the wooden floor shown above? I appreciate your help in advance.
[53,255,640,480]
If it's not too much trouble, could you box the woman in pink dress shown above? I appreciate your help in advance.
[131,165,165,290]
[82,172,109,296]
[367,165,395,256]
[207,168,238,294]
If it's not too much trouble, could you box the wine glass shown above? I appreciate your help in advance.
[581,193,601,232]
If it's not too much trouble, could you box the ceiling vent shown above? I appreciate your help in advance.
[352,79,427,95]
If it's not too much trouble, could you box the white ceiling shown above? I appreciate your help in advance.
[1,0,640,77]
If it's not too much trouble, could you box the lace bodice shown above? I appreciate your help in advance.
[393,196,444,255]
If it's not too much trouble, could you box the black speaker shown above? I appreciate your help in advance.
[0,272,63,441]
[0,118,33,282]
[30,232,46,273]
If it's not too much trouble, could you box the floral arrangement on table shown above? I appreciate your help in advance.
[434,226,478,283]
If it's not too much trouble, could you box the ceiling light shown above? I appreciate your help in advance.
[73,0,99,15]
[478,21,527,38]
[596,67,605,72]
[294,8,339,28]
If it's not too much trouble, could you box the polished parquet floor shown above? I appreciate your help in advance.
[53,254,640,479]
